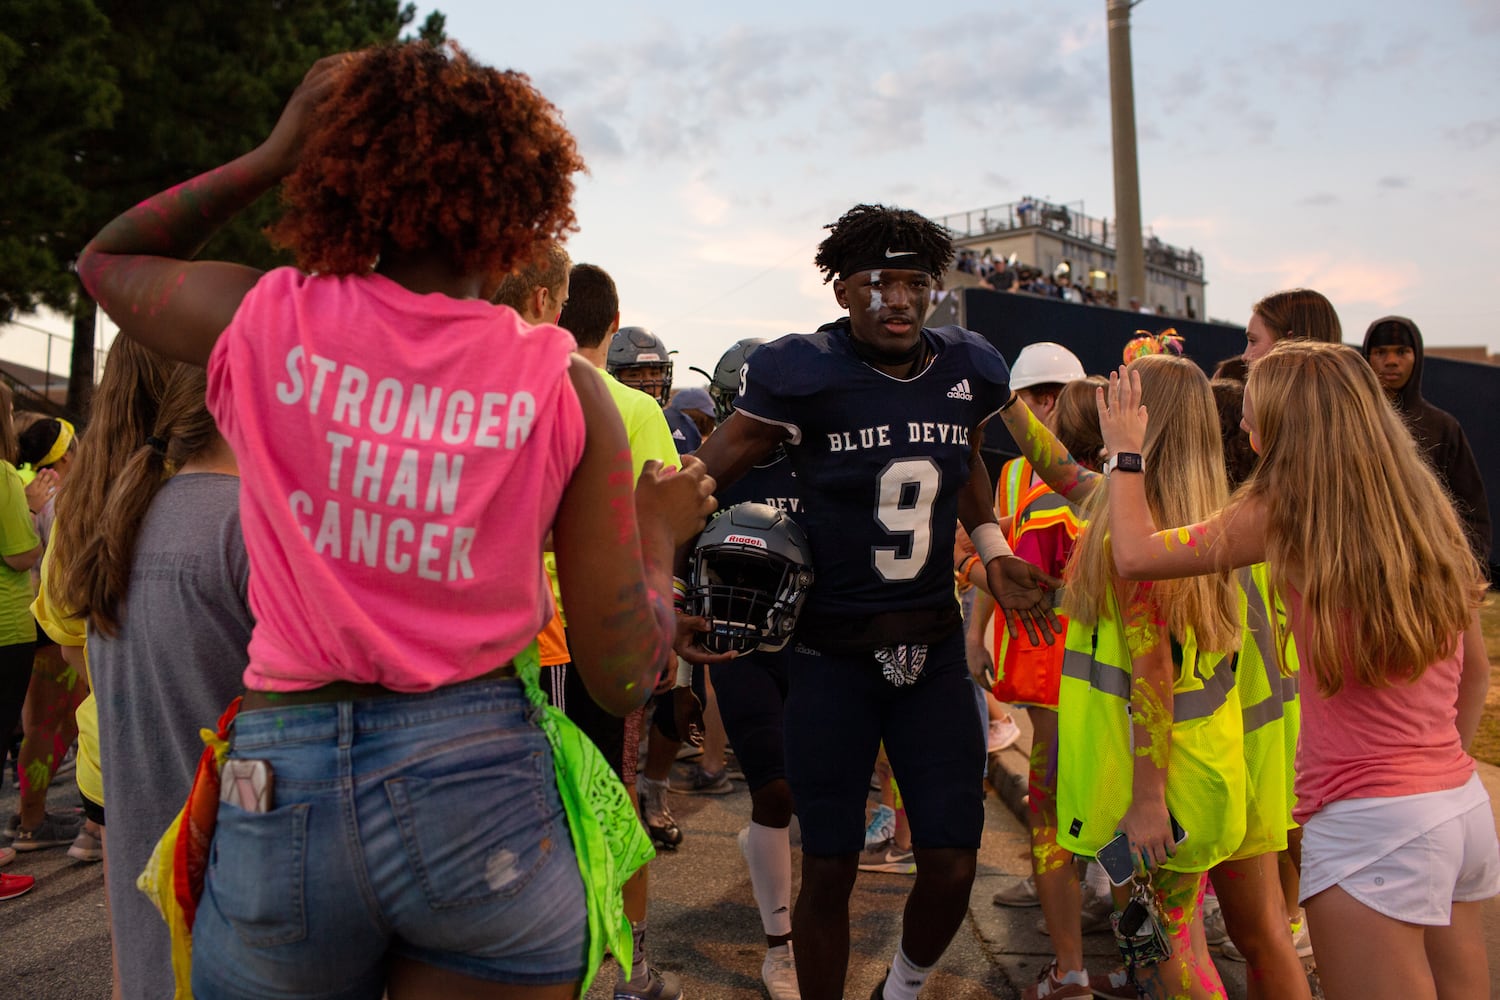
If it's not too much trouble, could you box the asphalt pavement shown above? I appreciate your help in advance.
[6,728,1499,999]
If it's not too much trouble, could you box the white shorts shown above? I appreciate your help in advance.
[1300,772,1500,925]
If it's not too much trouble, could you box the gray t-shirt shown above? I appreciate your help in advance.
[88,473,252,1000]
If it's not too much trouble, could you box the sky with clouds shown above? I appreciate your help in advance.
[6,0,1495,386]
[405,0,1499,384]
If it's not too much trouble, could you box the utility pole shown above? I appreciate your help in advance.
[1107,0,1146,308]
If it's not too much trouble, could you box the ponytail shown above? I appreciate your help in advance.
[83,366,213,636]
[53,339,180,629]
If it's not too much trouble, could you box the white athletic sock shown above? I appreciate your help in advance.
[744,822,793,937]
[882,944,934,1000]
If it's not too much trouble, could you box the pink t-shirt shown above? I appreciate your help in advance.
[1286,585,1473,823]
[207,268,586,692]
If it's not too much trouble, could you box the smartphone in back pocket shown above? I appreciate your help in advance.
[220,758,274,813]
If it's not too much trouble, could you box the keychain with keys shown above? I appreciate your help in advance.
[1110,872,1173,973]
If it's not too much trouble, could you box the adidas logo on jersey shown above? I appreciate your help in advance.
[947,379,974,401]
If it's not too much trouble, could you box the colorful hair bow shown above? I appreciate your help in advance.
[1123,328,1185,363]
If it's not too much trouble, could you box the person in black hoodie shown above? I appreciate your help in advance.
[1363,315,1492,567]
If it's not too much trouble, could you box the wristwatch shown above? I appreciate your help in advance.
[1104,452,1143,475]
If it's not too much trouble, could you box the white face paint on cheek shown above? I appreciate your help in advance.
[867,270,882,315]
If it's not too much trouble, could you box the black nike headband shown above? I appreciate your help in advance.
[837,247,943,280]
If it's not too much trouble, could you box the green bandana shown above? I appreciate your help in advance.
[515,642,655,993]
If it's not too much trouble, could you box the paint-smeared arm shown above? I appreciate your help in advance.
[1099,366,1266,579]
[993,394,1100,505]
[556,358,717,715]
[76,56,345,365]
[1116,578,1177,874]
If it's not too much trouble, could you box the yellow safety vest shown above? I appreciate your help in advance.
[1228,564,1303,858]
[1055,584,1247,873]
[990,460,1082,707]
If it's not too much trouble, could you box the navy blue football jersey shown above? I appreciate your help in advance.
[717,450,803,524]
[664,406,702,454]
[735,320,1010,630]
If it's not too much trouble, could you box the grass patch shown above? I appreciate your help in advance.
[1470,597,1500,768]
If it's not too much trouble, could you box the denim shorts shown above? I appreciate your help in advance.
[191,679,587,999]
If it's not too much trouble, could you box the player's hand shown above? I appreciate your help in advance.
[1098,365,1148,459]
[673,613,738,666]
[636,456,717,548]
[257,53,350,179]
[987,555,1064,646]
[25,468,59,514]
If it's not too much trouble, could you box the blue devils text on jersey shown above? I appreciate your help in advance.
[735,319,1010,646]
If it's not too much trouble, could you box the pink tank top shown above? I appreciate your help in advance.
[1285,585,1473,823]
[207,268,585,692]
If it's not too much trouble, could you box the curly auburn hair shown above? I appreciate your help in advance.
[268,42,586,280]
[812,203,955,283]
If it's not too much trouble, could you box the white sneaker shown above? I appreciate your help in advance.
[761,942,800,1000]
[988,715,1022,752]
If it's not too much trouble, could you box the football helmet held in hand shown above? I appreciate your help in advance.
[686,502,813,654]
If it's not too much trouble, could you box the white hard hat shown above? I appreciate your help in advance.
[1011,342,1086,390]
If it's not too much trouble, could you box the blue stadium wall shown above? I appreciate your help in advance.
[958,287,1500,578]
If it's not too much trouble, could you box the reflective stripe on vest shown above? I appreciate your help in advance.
[1238,567,1286,733]
[1062,622,1234,721]
[999,457,1030,519]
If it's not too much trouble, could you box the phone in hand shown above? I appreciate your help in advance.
[220,758,274,813]
[1096,814,1188,886]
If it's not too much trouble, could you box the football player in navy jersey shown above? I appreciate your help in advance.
[689,204,1061,1000]
[702,339,807,999]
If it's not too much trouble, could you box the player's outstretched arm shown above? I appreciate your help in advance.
[77,55,346,365]
[556,359,717,715]
[692,411,787,492]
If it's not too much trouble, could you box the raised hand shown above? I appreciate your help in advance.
[1098,365,1149,460]
[256,53,352,179]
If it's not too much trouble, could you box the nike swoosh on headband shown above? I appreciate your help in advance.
[884,248,916,258]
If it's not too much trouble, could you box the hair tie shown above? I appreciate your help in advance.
[1123,328,1185,364]
[146,436,168,456]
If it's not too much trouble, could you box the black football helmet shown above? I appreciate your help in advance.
[686,502,813,654]
[607,326,673,406]
[708,337,765,422]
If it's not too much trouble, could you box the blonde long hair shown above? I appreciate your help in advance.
[1234,340,1484,693]
[1064,355,1240,652]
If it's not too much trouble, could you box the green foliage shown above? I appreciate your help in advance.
[0,0,447,413]
[0,0,119,318]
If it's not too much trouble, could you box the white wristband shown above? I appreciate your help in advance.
[674,658,694,689]
[971,522,1013,565]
